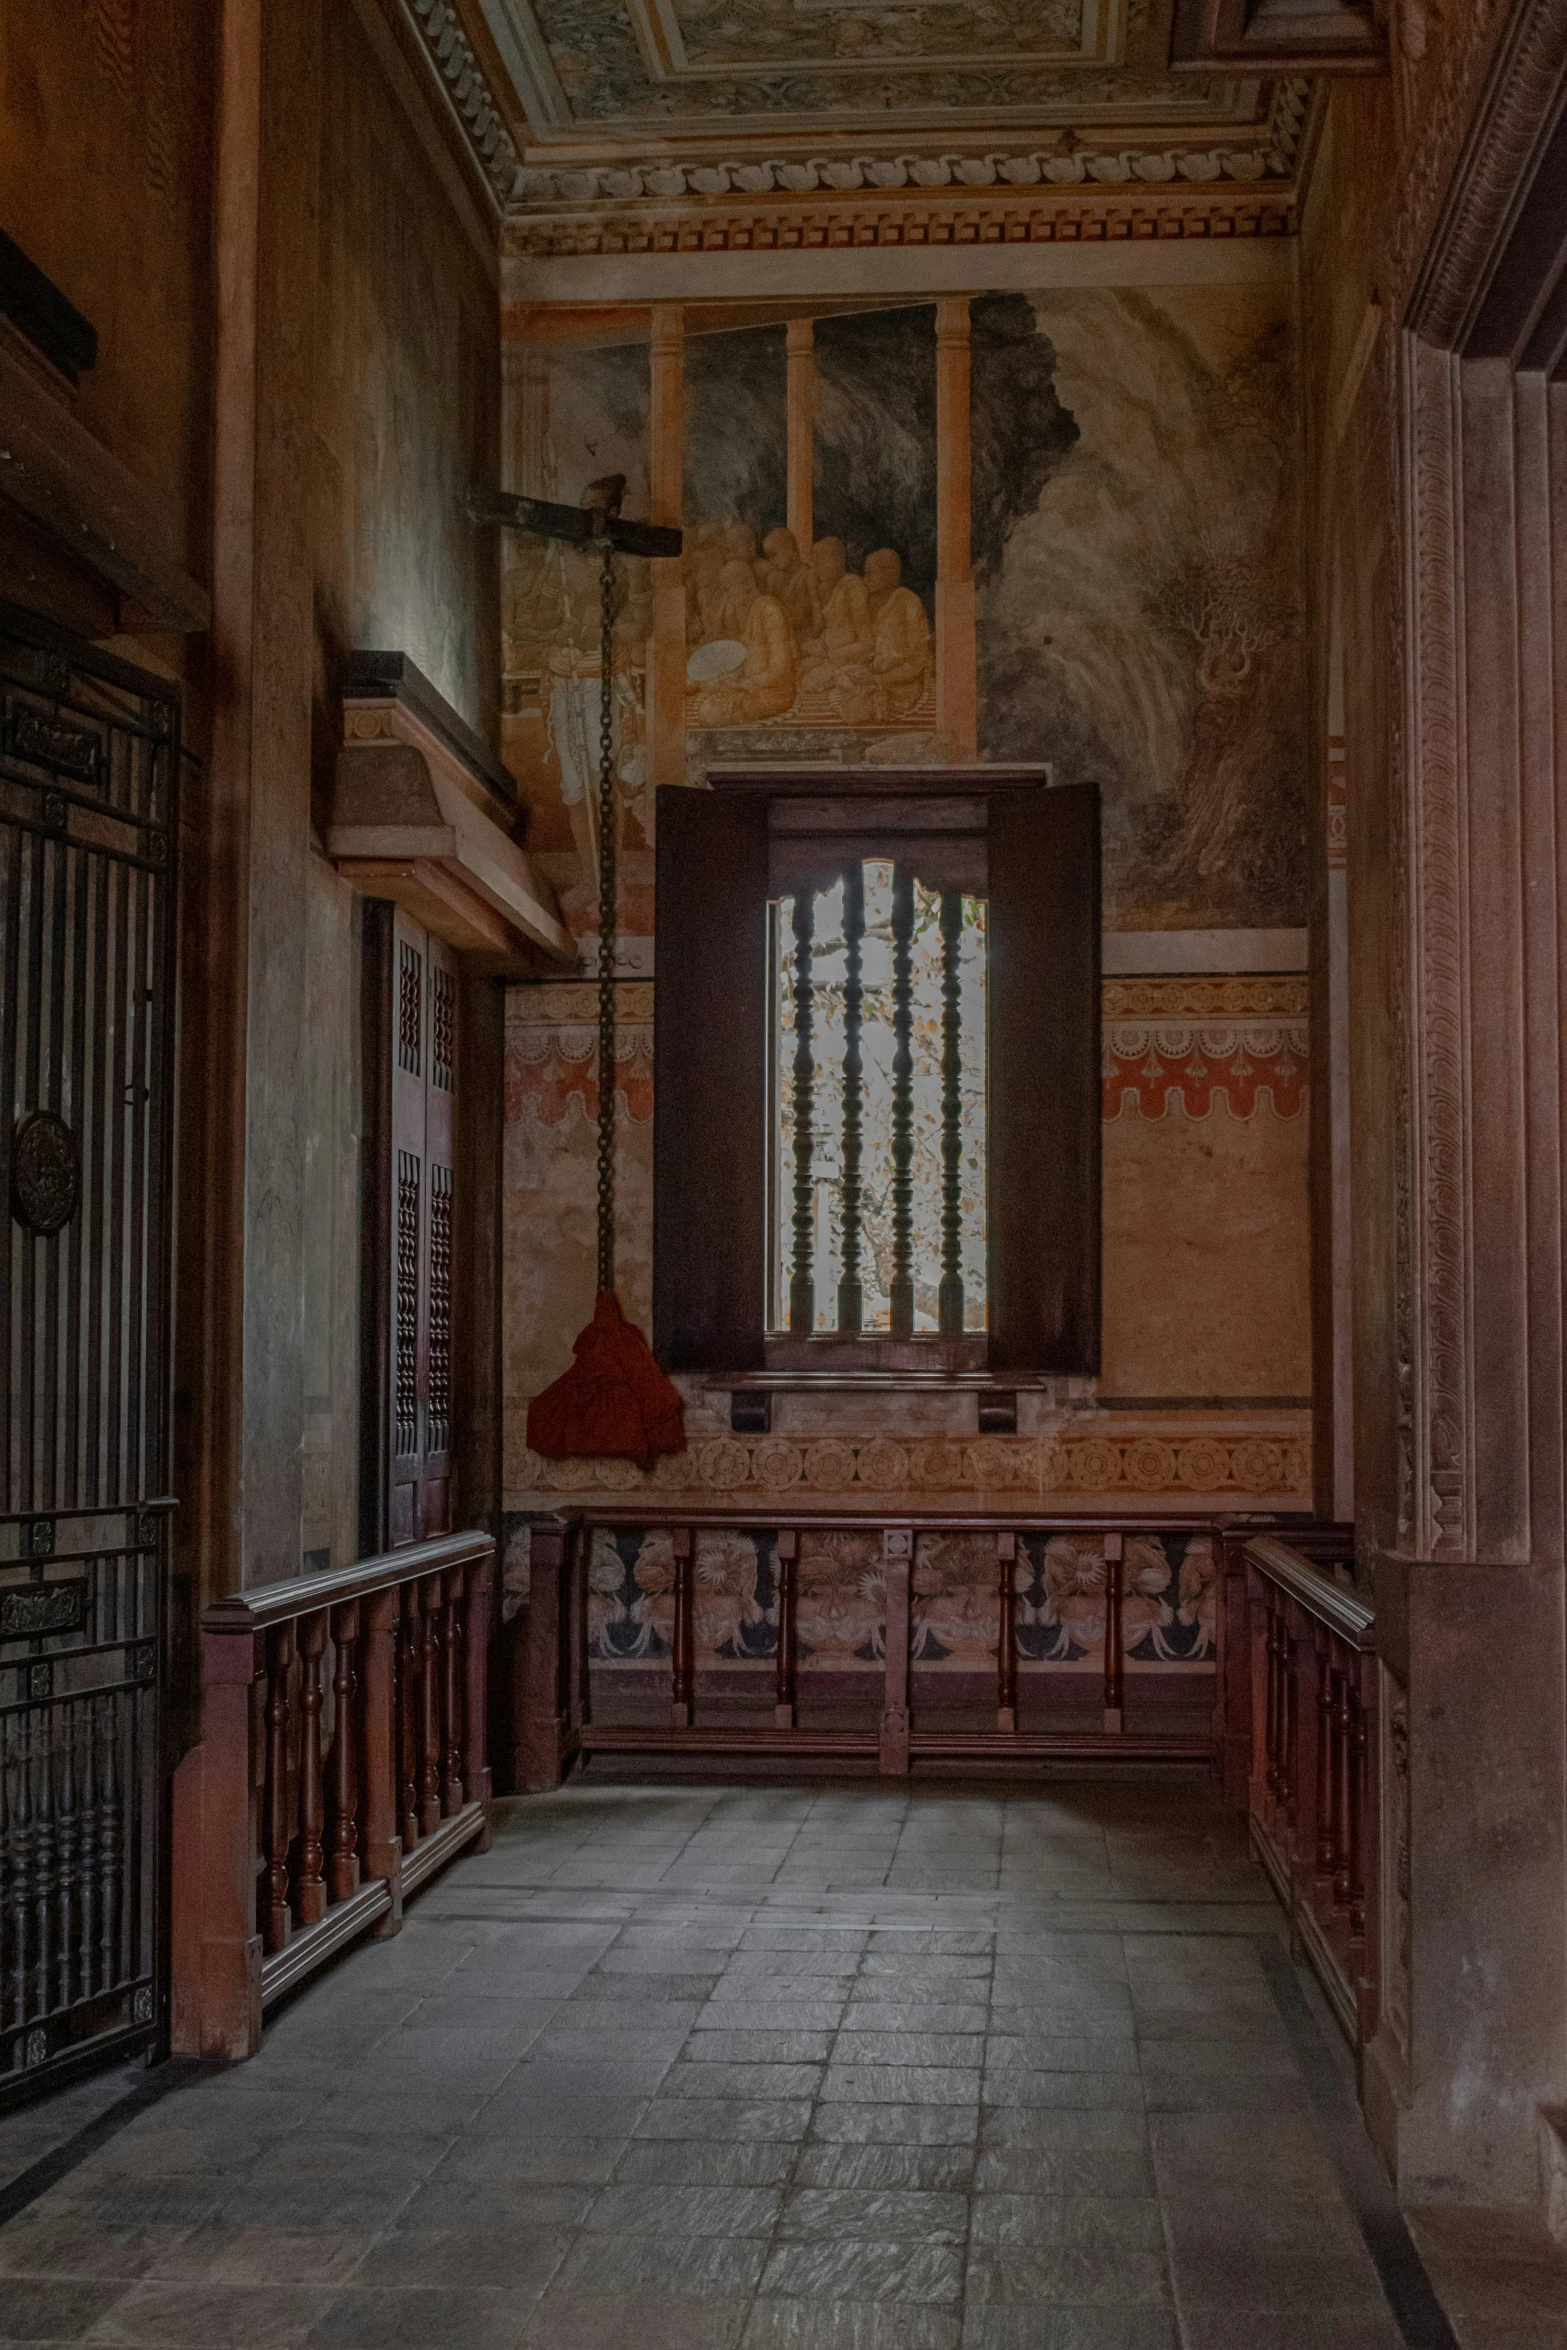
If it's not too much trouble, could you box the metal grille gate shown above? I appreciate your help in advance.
[0,600,177,2104]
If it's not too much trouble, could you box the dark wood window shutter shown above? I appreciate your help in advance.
[988,781,1101,1375]
[363,902,457,1549]
[654,785,770,1370]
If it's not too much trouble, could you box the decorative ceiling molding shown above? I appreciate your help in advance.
[400,0,1314,228]
[404,0,524,201]
[501,182,1296,256]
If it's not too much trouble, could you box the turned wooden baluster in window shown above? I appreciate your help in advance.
[837,864,865,1335]
[889,867,915,1338]
[938,888,965,1337]
[790,890,815,1334]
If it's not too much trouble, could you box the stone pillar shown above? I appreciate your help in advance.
[647,304,686,800]
[787,319,814,557]
[934,297,977,762]
[199,0,321,1598]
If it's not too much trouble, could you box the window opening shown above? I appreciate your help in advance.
[771,857,987,1336]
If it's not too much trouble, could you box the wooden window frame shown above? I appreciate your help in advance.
[654,767,1100,1383]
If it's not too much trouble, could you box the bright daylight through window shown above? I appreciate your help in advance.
[770,857,987,1337]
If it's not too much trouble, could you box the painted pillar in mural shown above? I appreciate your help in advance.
[648,305,686,801]
[935,296,977,762]
[787,319,814,557]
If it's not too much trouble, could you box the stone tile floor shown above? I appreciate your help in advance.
[1,1774,1564,2347]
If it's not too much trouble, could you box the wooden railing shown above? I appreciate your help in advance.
[170,1529,494,2060]
[1242,1531,1378,2046]
[511,1508,1330,1792]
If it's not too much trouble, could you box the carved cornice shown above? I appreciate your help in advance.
[505,82,1310,212]
[1389,0,1567,338]
[403,0,522,204]
[504,184,1296,257]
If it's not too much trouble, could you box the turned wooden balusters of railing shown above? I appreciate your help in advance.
[775,1529,798,1728]
[1242,1533,1377,2049]
[171,1529,496,2063]
[996,1531,1018,1732]
[671,1527,695,1728]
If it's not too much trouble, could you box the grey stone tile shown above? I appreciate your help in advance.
[482,2094,649,2140]
[394,2179,596,2230]
[1146,2112,1341,2201]
[965,2247,1173,2308]
[692,2002,847,2033]
[809,2102,979,2148]
[970,2194,1164,2249]
[1160,2192,1365,2260]
[834,2034,982,2070]
[777,2187,969,2243]
[741,2299,961,2350]
[960,2314,1180,2350]
[562,1998,707,2032]
[1168,2244,1390,2314]
[819,2066,979,2106]
[839,2006,988,2037]
[759,2239,965,2304]
[0,2216,193,2283]
[981,2071,1145,2111]
[306,2286,532,2348]
[663,2061,824,2099]
[352,2222,572,2292]
[521,2287,752,2350]
[437,2137,625,2186]
[980,2108,1149,2154]
[141,2228,374,2287]
[82,2282,334,2347]
[985,2038,1140,2075]
[1177,2321,1402,2350]
[634,2098,813,2142]
[681,2032,836,2065]
[550,2232,768,2296]
[584,2184,781,2236]
[793,2143,974,2192]
[613,2140,797,2186]
[973,2148,1156,2198]
[0,2280,130,2341]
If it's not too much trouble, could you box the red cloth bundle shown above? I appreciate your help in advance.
[526,1291,686,1473]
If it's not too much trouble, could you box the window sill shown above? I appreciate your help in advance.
[759,1335,990,1379]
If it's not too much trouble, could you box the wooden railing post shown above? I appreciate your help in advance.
[462,1551,494,1825]
[997,1531,1017,1732]
[1103,1532,1124,1733]
[880,1528,912,1776]
[774,1529,797,1729]
[418,1574,443,1836]
[398,1584,422,1854]
[517,1519,571,1792]
[671,1527,694,1728]
[262,1623,296,1955]
[296,1612,329,1926]
[441,1568,465,1817]
[169,1627,265,2060]
[328,1602,360,1905]
[360,1587,404,1938]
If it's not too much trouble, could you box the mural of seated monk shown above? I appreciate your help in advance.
[688,561,799,725]
[864,546,934,719]
[800,537,873,696]
[758,527,821,643]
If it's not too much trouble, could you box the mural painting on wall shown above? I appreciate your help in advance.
[586,1526,1216,1674]
[503,280,1305,962]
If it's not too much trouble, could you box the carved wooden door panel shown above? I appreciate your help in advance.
[387,910,454,1547]
[0,600,176,2103]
